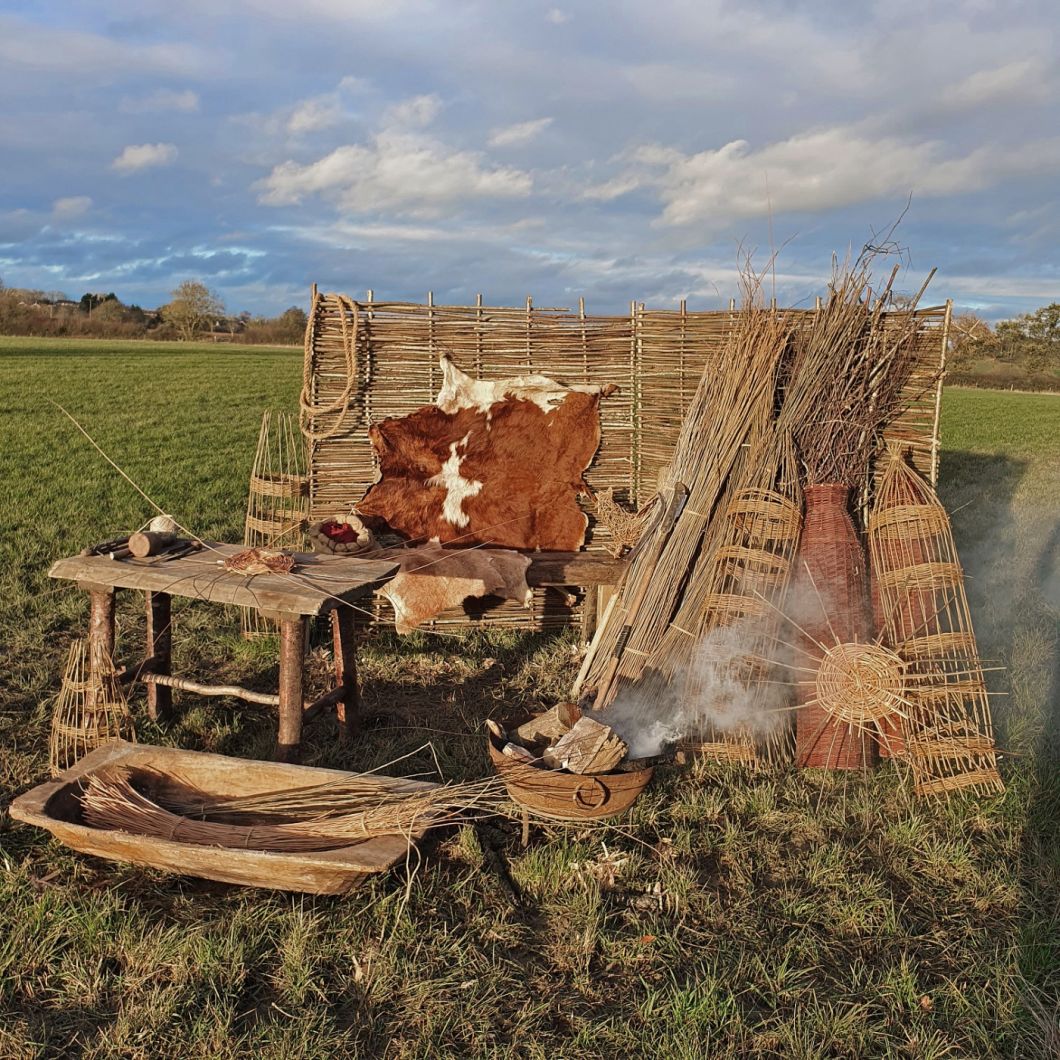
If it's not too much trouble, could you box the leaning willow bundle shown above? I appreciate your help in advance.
[781,261,934,769]
[80,769,506,852]
[50,639,136,777]
[581,293,797,706]
[868,445,1003,796]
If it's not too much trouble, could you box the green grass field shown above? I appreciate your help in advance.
[1,336,1057,1058]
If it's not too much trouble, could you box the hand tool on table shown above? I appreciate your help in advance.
[80,535,130,557]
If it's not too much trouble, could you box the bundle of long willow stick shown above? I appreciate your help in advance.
[580,290,797,705]
[80,769,506,852]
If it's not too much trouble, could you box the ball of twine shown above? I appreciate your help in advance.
[815,642,906,727]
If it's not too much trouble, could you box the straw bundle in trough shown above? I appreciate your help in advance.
[80,768,506,852]
[868,445,1003,797]
[50,639,136,777]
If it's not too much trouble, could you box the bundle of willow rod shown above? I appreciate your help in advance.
[50,639,136,777]
[242,409,309,636]
[580,288,797,707]
[80,769,507,852]
[868,444,1003,797]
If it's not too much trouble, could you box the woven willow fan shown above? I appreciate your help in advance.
[50,639,136,776]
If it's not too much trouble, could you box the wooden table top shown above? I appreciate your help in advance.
[49,543,399,618]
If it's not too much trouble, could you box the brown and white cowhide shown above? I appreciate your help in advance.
[356,355,616,551]
[378,544,532,634]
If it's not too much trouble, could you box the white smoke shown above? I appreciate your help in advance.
[591,617,795,759]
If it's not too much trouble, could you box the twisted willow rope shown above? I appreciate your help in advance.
[300,291,360,442]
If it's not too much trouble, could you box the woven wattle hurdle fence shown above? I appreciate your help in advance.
[302,289,951,631]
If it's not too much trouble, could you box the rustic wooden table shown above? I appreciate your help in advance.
[49,544,398,761]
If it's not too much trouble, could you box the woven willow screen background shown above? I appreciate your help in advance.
[302,290,949,629]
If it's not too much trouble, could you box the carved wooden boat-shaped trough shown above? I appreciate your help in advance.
[9,741,435,894]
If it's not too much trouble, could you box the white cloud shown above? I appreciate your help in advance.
[257,130,532,216]
[287,96,345,134]
[120,89,200,114]
[111,143,179,174]
[383,94,442,128]
[488,117,553,147]
[52,196,92,218]
[940,58,1050,109]
[545,8,571,24]
[588,125,1060,226]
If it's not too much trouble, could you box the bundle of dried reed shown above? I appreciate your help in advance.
[50,640,136,776]
[81,768,506,852]
[868,444,1003,796]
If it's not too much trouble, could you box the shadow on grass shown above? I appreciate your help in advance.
[942,449,1060,1048]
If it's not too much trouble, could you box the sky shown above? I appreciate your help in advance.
[0,0,1057,319]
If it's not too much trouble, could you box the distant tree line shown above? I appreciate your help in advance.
[947,303,1060,390]
[0,276,307,345]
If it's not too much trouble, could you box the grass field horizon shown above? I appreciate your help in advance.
[1,336,1057,1058]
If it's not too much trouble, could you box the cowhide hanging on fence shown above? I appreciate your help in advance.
[355,355,617,551]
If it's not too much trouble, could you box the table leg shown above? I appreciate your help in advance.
[145,591,172,722]
[331,606,360,741]
[86,588,116,707]
[276,616,306,762]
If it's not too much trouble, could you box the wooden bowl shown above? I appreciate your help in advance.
[487,722,653,821]
[9,742,435,895]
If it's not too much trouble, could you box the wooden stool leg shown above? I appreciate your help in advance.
[86,588,116,707]
[145,591,172,722]
[276,616,306,762]
[331,606,360,741]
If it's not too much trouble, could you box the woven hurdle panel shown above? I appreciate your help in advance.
[302,291,949,630]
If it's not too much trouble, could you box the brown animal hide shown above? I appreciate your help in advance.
[378,544,533,634]
[356,356,615,550]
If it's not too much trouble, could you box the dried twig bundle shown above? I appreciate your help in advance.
[50,640,136,777]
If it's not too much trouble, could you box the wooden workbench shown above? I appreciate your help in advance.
[49,544,398,761]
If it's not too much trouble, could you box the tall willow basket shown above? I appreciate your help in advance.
[241,410,310,638]
[868,445,1003,797]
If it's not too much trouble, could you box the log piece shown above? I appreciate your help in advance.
[543,716,627,775]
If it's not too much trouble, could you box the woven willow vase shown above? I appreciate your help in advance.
[793,483,876,769]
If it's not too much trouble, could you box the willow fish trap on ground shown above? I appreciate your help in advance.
[50,639,136,776]
[300,288,950,631]
[241,409,309,637]
[868,444,1003,796]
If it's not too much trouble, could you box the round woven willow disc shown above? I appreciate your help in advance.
[815,642,906,727]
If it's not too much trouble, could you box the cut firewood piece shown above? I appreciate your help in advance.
[543,717,627,775]
[513,706,569,746]
[485,719,506,741]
